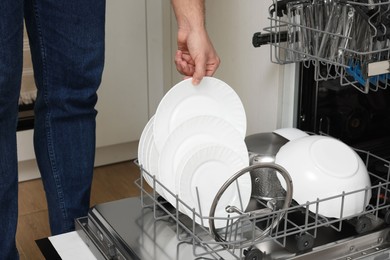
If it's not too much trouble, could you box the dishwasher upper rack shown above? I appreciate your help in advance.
[260,0,390,93]
[134,149,390,260]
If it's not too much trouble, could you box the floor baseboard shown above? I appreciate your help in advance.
[18,141,139,182]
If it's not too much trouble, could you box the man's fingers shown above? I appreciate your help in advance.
[192,57,206,85]
[175,50,219,85]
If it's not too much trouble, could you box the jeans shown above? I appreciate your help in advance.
[0,0,105,259]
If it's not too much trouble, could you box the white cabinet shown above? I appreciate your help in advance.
[97,0,148,148]
[94,0,150,164]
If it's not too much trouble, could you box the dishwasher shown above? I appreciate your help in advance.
[76,0,390,259]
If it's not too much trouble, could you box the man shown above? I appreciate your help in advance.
[0,0,219,259]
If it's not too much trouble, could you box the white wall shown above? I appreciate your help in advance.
[169,0,284,136]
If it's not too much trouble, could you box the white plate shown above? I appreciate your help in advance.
[145,135,163,194]
[158,116,249,205]
[173,142,219,212]
[153,77,247,152]
[138,116,154,185]
[137,116,163,194]
[178,145,251,228]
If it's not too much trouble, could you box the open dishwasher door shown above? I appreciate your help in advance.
[75,197,237,260]
[76,195,390,260]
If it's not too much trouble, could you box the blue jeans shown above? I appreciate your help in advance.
[0,0,105,259]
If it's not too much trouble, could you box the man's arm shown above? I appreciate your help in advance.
[171,0,220,85]
[171,0,205,31]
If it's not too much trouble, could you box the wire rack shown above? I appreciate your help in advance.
[262,0,390,93]
[135,148,390,259]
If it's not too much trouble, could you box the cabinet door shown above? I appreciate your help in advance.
[96,0,149,148]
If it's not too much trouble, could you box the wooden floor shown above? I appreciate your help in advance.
[17,160,142,260]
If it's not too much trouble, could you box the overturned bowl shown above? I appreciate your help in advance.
[275,135,371,219]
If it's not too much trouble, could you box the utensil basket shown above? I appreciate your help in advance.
[261,0,390,93]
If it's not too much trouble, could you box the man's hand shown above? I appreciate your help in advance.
[171,0,220,85]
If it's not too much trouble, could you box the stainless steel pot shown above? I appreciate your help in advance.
[245,132,288,200]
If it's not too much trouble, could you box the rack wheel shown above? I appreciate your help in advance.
[295,234,314,252]
[157,195,166,203]
[382,209,390,225]
[386,230,390,243]
[244,248,263,260]
[354,216,372,234]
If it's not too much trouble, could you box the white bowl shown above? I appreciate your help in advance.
[275,135,371,218]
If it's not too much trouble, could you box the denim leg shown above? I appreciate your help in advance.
[0,0,24,259]
[24,0,105,235]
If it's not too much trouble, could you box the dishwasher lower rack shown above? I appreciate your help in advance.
[260,0,390,93]
[135,148,390,259]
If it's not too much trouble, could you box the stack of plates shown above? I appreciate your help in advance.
[138,77,251,228]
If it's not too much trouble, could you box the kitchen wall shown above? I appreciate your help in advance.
[168,0,294,136]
